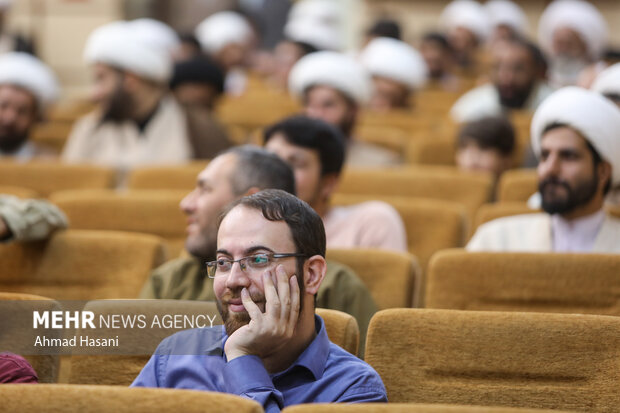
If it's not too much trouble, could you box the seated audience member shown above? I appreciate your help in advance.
[0,195,67,242]
[170,55,225,111]
[456,116,515,180]
[538,0,607,88]
[140,145,378,347]
[289,51,401,167]
[467,87,620,252]
[419,32,460,92]
[62,21,231,170]
[591,63,620,109]
[128,18,180,60]
[484,0,528,44]
[451,38,552,123]
[0,52,59,160]
[364,18,401,45]
[359,37,427,111]
[439,0,490,73]
[132,189,387,409]
[173,33,202,61]
[264,115,407,252]
[0,353,37,383]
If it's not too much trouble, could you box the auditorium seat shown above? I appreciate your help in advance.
[497,169,538,203]
[0,292,61,383]
[473,202,538,232]
[327,248,419,309]
[127,162,208,190]
[315,308,359,356]
[50,189,187,257]
[405,136,455,166]
[0,384,263,413]
[0,161,115,197]
[0,229,166,300]
[0,186,40,198]
[331,194,467,272]
[365,309,620,411]
[283,403,571,413]
[336,166,493,219]
[426,249,620,315]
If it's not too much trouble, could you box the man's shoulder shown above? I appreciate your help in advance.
[467,213,550,251]
[324,342,385,388]
[479,212,549,230]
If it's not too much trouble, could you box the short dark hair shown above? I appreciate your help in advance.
[458,116,515,156]
[507,37,548,76]
[541,123,612,194]
[366,19,401,40]
[218,189,326,304]
[422,32,452,52]
[222,145,296,196]
[264,115,346,176]
[170,55,225,94]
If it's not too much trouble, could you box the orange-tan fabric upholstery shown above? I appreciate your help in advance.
[473,202,539,232]
[497,169,537,203]
[127,161,208,190]
[0,186,40,199]
[315,308,359,356]
[283,403,572,413]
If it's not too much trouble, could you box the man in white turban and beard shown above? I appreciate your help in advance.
[467,87,620,253]
[538,0,608,88]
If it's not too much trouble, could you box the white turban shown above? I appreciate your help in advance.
[484,0,528,36]
[440,0,491,43]
[283,18,342,51]
[194,12,252,54]
[289,51,371,105]
[0,52,59,111]
[591,63,620,97]
[84,21,172,82]
[288,0,343,29]
[360,37,427,90]
[531,86,620,185]
[128,18,180,57]
[538,0,608,60]
[0,0,12,10]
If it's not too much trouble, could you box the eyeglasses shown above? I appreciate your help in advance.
[206,252,306,278]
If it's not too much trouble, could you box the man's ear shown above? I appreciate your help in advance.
[303,255,326,295]
[597,161,612,192]
[243,186,261,197]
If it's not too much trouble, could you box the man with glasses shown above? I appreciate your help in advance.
[132,189,387,410]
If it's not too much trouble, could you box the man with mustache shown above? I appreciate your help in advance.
[132,189,387,410]
[467,87,620,252]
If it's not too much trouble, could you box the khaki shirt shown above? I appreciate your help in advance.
[139,256,378,355]
[0,195,68,242]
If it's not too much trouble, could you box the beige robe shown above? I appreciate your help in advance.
[62,96,193,171]
[467,213,620,253]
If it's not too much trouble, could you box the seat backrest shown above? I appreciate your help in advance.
[426,249,620,315]
[406,137,455,166]
[336,166,492,219]
[69,300,221,385]
[365,308,620,411]
[0,229,166,300]
[282,403,572,413]
[0,384,263,413]
[0,186,40,198]
[0,161,115,197]
[315,308,359,355]
[331,194,467,272]
[497,169,538,203]
[127,162,208,190]
[327,248,419,309]
[50,189,187,257]
[473,202,539,232]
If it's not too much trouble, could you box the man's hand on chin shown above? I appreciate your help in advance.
[224,265,300,362]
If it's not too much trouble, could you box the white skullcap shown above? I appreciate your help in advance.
[531,86,620,185]
[591,63,620,96]
[360,37,427,90]
[194,11,252,54]
[484,0,528,36]
[440,0,492,43]
[538,0,608,60]
[84,21,172,82]
[289,51,372,105]
[128,18,180,57]
[288,0,342,28]
[0,52,59,111]
[284,18,342,51]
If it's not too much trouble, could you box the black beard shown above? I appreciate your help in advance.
[0,129,29,153]
[539,175,598,215]
[498,82,534,109]
[101,85,134,123]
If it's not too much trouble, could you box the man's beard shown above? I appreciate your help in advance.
[498,81,534,109]
[548,56,589,88]
[185,222,217,262]
[216,289,266,336]
[0,127,29,153]
[101,83,134,123]
[539,174,599,215]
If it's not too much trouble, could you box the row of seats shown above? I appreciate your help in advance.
[4,295,619,411]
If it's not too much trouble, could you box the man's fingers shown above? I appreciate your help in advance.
[287,274,300,332]
[275,265,292,320]
[263,270,280,317]
[240,288,262,320]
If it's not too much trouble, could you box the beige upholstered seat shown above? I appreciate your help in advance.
[473,202,538,232]
[127,161,208,191]
[315,308,359,355]
[365,308,620,411]
[283,404,573,413]
[497,169,538,203]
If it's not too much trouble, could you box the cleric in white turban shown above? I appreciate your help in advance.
[591,63,620,108]
[484,0,528,42]
[468,86,620,253]
[62,21,231,172]
[538,0,608,87]
[0,52,59,159]
[194,12,253,72]
[289,51,401,167]
[359,37,427,111]
[128,18,180,59]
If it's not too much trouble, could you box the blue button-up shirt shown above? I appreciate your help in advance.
[132,316,387,412]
